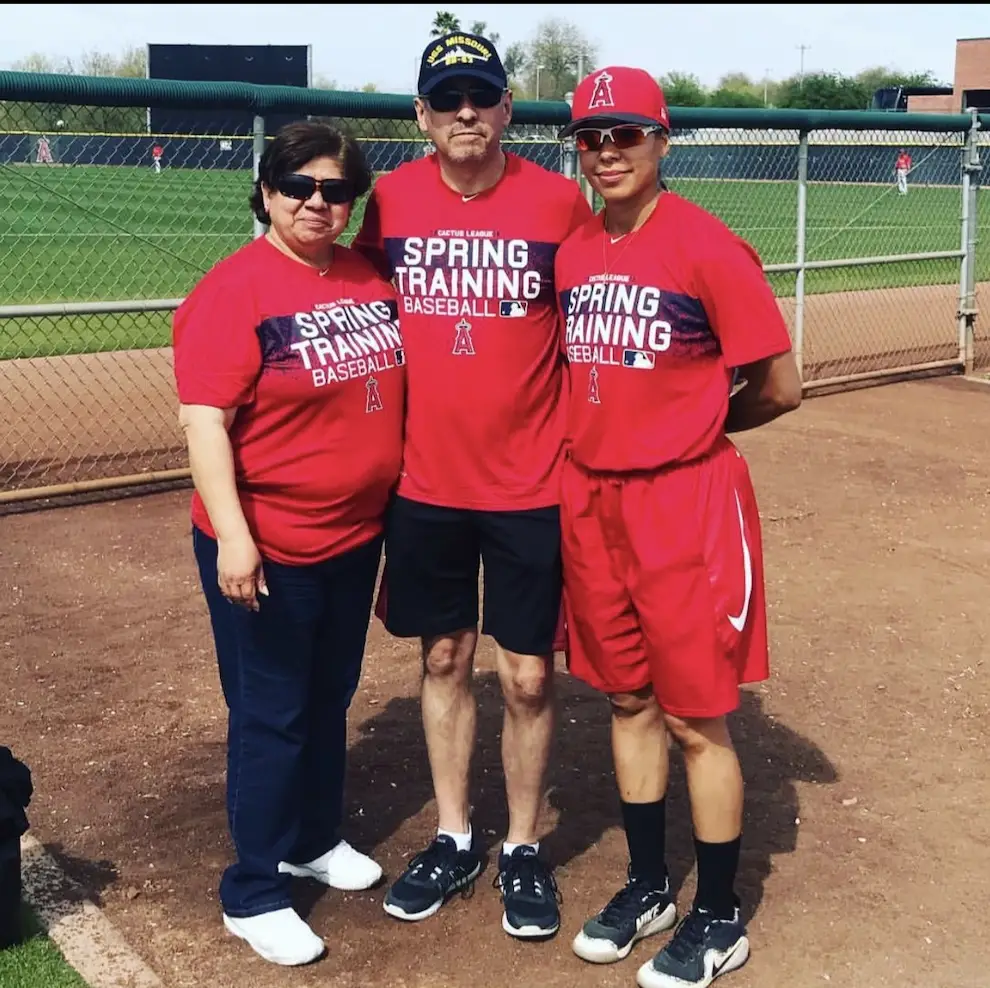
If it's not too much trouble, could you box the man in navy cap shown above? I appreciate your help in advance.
[354,31,593,940]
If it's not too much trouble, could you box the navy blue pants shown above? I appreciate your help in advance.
[192,527,382,918]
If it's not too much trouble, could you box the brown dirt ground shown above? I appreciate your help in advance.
[2,281,988,494]
[2,376,989,988]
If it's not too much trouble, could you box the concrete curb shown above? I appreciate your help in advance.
[20,834,163,988]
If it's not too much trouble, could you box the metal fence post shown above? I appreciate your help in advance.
[958,108,981,374]
[794,131,809,381]
[252,114,266,240]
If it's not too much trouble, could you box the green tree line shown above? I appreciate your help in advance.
[1,17,948,139]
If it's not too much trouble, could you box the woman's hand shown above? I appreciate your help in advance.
[217,533,268,611]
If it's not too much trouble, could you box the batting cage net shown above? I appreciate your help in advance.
[0,73,986,501]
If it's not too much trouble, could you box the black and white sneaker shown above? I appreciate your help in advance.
[382,835,482,922]
[636,905,749,988]
[494,845,561,939]
[572,866,677,964]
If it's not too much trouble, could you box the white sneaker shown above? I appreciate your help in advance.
[222,908,324,966]
[278,839,383,891]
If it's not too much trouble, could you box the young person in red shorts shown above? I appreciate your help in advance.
[353,31,592,938]
[554,68,802,987]
[173,121,404,967]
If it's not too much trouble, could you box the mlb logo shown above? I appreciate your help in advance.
[395,348,406,366]
[623,349,656,370]
[500,300,529,318]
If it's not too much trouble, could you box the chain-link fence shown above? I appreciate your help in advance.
[0,73,985,502]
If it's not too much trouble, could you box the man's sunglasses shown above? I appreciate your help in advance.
[422,86,505,113]
[275,173,354,204]
[573,125,660,152]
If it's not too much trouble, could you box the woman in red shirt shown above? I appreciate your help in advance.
[172,121,405,967]
[554,69,802,988]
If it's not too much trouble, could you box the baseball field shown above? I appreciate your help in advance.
[1,164,984,359]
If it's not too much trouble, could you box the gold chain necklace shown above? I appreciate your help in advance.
[601,197,660,275]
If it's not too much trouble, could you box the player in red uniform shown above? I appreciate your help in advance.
[554,68,802,987]
[353,31,592,938]
[895,149,912,195]
[173,122,404,966]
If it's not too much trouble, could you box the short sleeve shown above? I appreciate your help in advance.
[566,183,595,237]
[172,266,262,409]
[695,232,793,369]
[350,186,392,281]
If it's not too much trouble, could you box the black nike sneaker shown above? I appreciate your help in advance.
[572,865,677,964]
[636,904,749,988]
[383,835,482,922]
[493,845,561,939]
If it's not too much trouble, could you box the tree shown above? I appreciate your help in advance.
[469,21,500,46]
[12,52,73,74]
[658,72,708,107]
[77,46,146,78]
[430,10,460,36]
[514,18,597,101]
[312,73,337,91]
[361,82,379,93]
[774,71,867,110]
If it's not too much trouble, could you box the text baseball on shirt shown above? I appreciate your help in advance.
[562,275,673,371]
[258,299,404,397]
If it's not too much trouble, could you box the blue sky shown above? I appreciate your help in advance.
[5,3,989,93]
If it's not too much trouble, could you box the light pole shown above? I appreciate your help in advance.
[536,63,545,100]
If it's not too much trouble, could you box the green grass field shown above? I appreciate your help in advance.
[0,908,89,988]
[1,163,985,360]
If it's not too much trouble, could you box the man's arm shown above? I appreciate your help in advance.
[724,350,802,434]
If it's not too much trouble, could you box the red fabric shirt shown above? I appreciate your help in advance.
[896,152,912,170]
[555,193,793,473]
[352,153,593,510]
[172,236,405,565]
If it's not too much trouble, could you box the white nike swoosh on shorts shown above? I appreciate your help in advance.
[727,490,753,633]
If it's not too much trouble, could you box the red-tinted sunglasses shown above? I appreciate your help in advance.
[574,125,660,152]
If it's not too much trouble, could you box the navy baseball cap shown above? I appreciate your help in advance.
[418,32,508,95]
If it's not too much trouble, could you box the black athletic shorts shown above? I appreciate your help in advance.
[379,495,562,657]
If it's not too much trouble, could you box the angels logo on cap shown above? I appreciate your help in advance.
[559,65,671,138]
[588,70,616,109]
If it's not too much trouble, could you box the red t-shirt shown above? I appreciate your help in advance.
[896,153,911,170]
[352,152,593,510]
[172,236,405,565]
[555,193,793,473]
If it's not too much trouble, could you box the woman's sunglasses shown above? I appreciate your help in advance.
[574,125,660,152]
[422,86,506,113]
[275,173,354,204]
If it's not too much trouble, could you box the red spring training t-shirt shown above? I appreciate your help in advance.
[353,153,593,511]
[172,236,406,565]
[555,193,793,473]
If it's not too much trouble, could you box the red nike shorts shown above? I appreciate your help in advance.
[560,436,769,718]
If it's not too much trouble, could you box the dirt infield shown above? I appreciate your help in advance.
[2,376,988,988]
[2,281,988,496]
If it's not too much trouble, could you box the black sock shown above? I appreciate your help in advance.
[620,798,668,889]
[693,835,741,919]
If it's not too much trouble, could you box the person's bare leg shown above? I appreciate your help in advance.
[421,629,479,835]
[664,714,743,843]
[495,645,554,845]
[610,689,669,803]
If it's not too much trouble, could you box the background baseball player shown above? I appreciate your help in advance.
[354,31,592,939]
[895,148,911,194]
[554,67,802,988]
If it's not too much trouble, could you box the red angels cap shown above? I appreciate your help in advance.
[559,66,670,138]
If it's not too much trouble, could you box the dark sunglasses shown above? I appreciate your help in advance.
[574,125,660,152]
[422,86,505,113]
[275,173,354,204]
